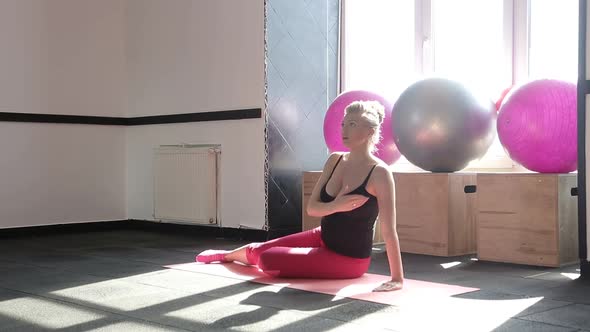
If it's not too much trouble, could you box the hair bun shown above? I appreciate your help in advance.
[367,100,385,125]
[343,100,385,126]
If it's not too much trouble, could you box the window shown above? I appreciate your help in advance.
[529,0,578,82]
[342,0,578,171]
[431,0,509,97]
[342,0,416,101]
[431,0,510,170]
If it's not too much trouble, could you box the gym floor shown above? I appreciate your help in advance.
[0,226,588,332]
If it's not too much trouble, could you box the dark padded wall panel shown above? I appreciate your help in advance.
[266,0,339,236]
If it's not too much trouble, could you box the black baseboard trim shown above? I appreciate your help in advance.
[0,220,131,238]
[0,108,262,126]
[127,220,268,242]
[0,219,268,242]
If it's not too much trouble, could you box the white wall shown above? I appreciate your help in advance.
[0,0,128,117]
[125,0,267,229]
[0,0,127,228]
[0,0,266,230]
[126,120,266,229]
[0,123,126,228]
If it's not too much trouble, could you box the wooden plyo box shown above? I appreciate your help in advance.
[477,173,578,267]
[302,171,384,244]
[393,172,478,256]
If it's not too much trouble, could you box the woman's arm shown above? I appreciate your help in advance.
[306,153,371,217]
[372,166,404,290]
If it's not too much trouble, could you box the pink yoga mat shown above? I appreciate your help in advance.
[165,262,478,306]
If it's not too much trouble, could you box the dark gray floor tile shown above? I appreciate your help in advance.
[455,259,557,277]
[128,268,268,297]
[0,259,36,271]
[1,251,165,279]
[87,286,362,332]
[0,286,192,332]
[1,227,589,332]
[143,236,241,251]
[372,249,561,279]
[523,266,581,282]
[160,242,241,254]
[492,318,577,332]
[58,319,192,332]
[0,289,111,331]
[23,233,130,250]
[0,266,108,294]
[0,287,18,298]
[59,256,165,279]
[454,290,573,317]
[534,281,590,304]
[515,298,573,318]
[428,271,563,295]
[69,246,196,266]
[132,270,396,330]
[519,304,590,330]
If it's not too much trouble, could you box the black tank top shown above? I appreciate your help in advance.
[320,154,379,258]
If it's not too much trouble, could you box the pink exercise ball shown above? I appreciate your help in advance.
[497,79,577,173]
[323,90,401,165]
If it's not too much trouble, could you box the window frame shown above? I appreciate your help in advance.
[339,0,561,172]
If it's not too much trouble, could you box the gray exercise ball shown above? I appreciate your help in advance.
[391,78,497,172]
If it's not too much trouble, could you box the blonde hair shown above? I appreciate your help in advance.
[344,100,385,152]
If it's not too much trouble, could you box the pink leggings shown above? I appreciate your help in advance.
[245,227,371,279]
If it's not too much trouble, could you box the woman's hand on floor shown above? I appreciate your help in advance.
[372,280,403,292]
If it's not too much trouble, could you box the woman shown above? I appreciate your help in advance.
[196,100,404,292]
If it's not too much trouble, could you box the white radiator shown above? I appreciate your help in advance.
[153,144,220,225]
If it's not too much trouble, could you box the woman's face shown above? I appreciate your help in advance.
[341,112,374,149]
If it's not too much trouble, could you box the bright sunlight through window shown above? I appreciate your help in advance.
[431,0,508,97]
[343,0,416,101]
[529,0,578,82]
